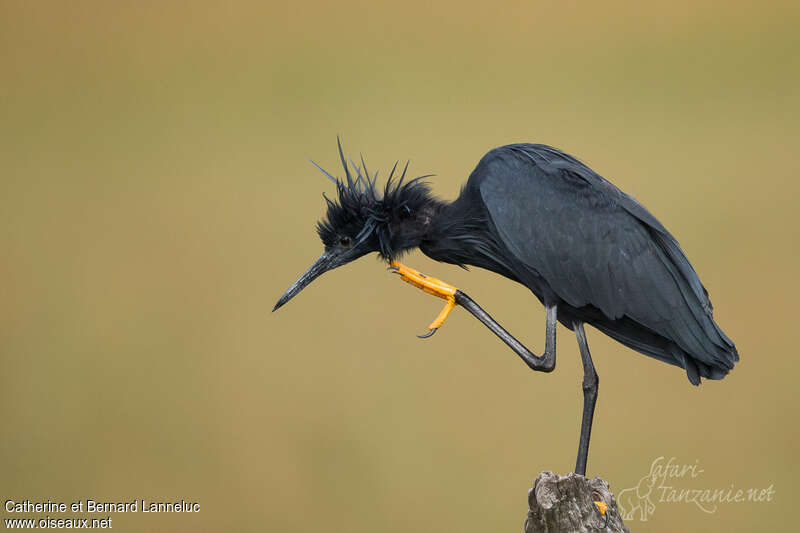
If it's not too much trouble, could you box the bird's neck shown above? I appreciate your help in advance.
[388,190,514,279]
[420,192,519,280]
[419,194,485,266]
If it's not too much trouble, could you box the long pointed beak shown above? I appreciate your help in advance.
[273,251,336,312]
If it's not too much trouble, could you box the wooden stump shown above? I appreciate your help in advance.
[524,471,629,533]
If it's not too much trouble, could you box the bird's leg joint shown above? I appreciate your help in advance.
[582,370,598,394]
[540,357,556,373]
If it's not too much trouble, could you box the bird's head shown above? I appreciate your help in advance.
[273,141,436,311]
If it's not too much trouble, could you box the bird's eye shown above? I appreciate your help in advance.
[339,236,352,248]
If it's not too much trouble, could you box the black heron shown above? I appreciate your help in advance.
[274,141,739,477]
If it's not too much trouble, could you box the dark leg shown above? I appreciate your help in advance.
[390,264,556,371]
[574,321,599,476]
[454,291,557,372]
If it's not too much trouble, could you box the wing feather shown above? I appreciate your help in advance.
[474,144,737,371]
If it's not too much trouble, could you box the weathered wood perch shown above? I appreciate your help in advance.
[524,471,629,533]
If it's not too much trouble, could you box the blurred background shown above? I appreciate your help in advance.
[2,1,798,531]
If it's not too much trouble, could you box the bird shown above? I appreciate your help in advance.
[273,139,739,477]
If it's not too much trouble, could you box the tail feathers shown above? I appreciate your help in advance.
[710,319,740,363]
[670,344,735,386]
[591,315,737,386]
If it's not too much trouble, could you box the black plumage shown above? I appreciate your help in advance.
[466,144,737,384]
[274,140,738,474]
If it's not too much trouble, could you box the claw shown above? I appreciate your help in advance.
[417,328,438,339]
[594,501,609,529]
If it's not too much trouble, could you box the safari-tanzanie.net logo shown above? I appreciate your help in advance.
[617,456,774,521]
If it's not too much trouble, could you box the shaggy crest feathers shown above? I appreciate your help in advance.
[313,139,434,260]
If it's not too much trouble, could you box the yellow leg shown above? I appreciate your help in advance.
[390,261,458,336]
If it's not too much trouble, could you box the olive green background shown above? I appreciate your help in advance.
[2,1,798,531]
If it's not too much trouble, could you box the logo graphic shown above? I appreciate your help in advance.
[617,472,658,521]
[617,456,774,521]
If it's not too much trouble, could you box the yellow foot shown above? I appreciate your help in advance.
[594,500,609,528]
[594,501,607,516]
[390,261,458,336]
